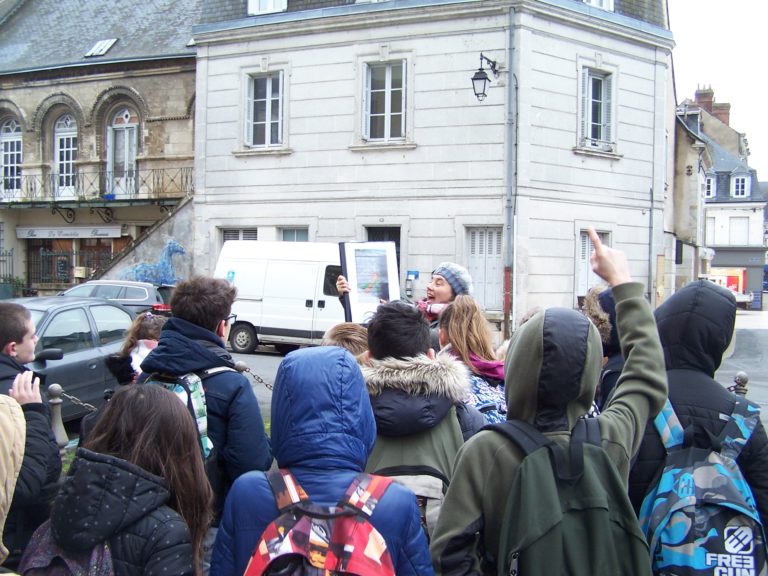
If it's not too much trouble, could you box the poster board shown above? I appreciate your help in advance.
[339,241,400,323]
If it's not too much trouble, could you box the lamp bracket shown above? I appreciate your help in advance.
[480,53,500,78]
[90,207,114,223]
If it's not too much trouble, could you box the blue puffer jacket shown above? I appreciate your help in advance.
[210,346,435,576]
[140,318,272,505]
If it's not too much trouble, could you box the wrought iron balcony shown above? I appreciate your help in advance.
[0,167,193,203]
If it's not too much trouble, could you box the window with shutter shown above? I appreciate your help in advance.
[223,229,258,243]
[467,227,503,311]
[578,67,615,152]
[578,229,609,295]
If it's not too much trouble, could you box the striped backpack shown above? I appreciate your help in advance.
[244,470,396,576]
[639,397,767,575]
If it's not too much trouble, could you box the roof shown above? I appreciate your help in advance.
[0,0,205,75]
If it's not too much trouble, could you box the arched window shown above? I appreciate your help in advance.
[54,113,78,197]
[107,107,138,197]
[1,117,22,196]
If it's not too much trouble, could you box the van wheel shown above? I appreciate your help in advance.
[275,344,299,356]
[230,324,258,354]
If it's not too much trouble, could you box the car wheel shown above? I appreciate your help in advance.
[230,324,258,354]
[275,344,299,356]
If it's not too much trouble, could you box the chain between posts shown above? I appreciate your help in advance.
[236,362,272,390]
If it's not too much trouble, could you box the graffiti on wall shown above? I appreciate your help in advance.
[120,238,186,285]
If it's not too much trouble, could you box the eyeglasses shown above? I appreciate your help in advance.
[226,313,237,324]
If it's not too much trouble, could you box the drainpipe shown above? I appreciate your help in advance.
[503,7,519,339]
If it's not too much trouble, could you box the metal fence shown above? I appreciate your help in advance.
[1,167,193,202]
[27,250,115,285]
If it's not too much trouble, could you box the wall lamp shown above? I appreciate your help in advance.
[472,53,500,101]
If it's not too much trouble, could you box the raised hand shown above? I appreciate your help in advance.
[588,227,632,287]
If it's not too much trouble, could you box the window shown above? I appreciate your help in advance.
[364,61,405,141]
[704,176,716,198]
[107,107,138,197]
[223,229,258,243]
[580,68,614,151]
[323,265,343,296]
[85,38,117,57]
[729,217,749,245]
[731,175,749,198]
[281,228,308,242]
[578,230,609,295]
[247,72,282,147]
[467,227,503,311]
[91,304,132,345]
[38,308,94,354]
[54,114,77,198]
[247,0,286,15]
[584,0,614,10]
[1,118,22,196]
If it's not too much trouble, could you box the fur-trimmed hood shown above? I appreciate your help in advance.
[362,353,470,402]
[362,353,471,438]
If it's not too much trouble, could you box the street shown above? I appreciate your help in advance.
[236,309,768,426]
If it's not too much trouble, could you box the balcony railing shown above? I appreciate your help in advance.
[0,167,193,202]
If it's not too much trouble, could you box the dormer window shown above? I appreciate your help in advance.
[85,39,117,58]
[584,0,614,11]
[247,0,286,15]
[704,176,716,198]
[731,175,749,198]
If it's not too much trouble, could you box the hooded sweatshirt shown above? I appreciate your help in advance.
[210,346,434,576]
[628,280,768,521]
[48,448,194,576]
[429,282,667,575]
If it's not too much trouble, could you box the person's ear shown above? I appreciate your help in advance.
[427,348,436,360]
[363,350,372,364]
[215,319,226,338]
[3,342,16,357]
[438,327,448,348]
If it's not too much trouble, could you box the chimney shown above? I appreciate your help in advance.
[712,102,731,126]
[694,87,714,113]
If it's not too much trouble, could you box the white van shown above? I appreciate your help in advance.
[213,241,345,354]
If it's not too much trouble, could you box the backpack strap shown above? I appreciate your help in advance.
[572,416,601,446]
[717,396,761,460]
[265,469,310,512]
[484,420,585,484]
[652,398,686,450]
[340,473,393,518]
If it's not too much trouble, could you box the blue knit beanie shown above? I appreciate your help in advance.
[432,262,473,297]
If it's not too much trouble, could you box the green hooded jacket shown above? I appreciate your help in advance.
[429,282,667,575]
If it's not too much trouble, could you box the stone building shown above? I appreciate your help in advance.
[0,0,202,291]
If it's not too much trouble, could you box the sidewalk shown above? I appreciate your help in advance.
[735,309,768,330]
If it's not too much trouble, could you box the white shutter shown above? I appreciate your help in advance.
[467,227,503,311]
[578,230,608,295]
[604,74,613,144]
[580,68,589,144]
[246,76,254,145]
[362,64,370,140]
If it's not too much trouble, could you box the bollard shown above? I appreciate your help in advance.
[47,383,70,450]
[728,371,749,396]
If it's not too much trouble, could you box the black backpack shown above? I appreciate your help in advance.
[485,418,652,575]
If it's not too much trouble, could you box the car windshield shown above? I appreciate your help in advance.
[28,309,45,327]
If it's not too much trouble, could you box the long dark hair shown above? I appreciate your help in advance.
[85,385,212,574]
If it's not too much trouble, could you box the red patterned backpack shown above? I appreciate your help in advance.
[244,470,396,576]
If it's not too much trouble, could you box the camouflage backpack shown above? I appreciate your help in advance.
[145,366,236,458]
[244,470,396,576]
[639,397,767,575]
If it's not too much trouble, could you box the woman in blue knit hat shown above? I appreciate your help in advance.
[336,261,473,348]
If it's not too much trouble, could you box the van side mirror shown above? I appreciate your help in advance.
[36,348,64,361]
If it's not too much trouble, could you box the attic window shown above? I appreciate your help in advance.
[85,39,117,58]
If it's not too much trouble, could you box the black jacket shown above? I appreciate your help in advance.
[50,448,194,576]
[628,280,768,523]
[1,357,61,570]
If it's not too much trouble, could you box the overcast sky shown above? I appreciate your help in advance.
[667,1,768,181]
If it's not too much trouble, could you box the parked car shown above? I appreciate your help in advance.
[7,296,135,422]
[59,280,174,315]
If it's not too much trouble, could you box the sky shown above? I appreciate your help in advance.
[667,1,768,180]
